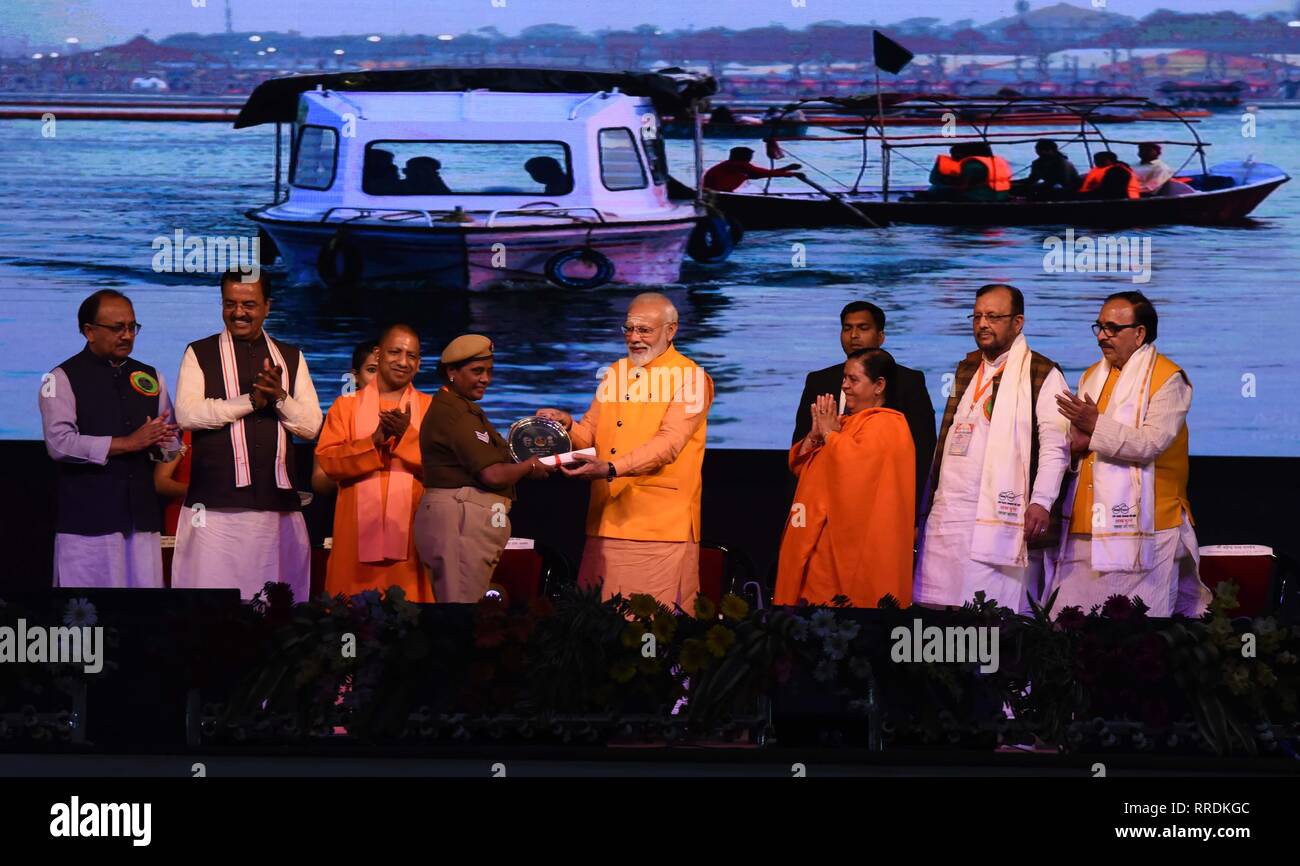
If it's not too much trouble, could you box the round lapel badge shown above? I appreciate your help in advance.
[129,370,160,397]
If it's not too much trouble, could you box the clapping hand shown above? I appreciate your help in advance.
[380,403,412,440]
[129,411,181,452]
[251,358,286,409]
[1056,389,1099,435]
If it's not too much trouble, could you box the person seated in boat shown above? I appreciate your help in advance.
[925,142,1011,203]
[1013,139,1080,200]
[402,156,452,195]
[708,105,736,125]
[524,156,570,196]
[701,146,803,193]
[1133,142,1175,195]
[1078,151,1140,200]
[364,148,403,196]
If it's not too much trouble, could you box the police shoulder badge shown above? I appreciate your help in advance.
[129,371,160,397]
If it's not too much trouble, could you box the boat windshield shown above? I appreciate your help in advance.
[362,140,573,196]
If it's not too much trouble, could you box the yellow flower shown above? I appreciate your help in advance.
[720,593,749,621]
[638,657,662,676]
[705,624,735,658]
[680,639,709,673]
[621,624,647,648]
[610,659,637,683]
[651,613,677,643]
[629,594,659,620]
[694,594,717,620]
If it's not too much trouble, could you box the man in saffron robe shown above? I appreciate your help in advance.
[776,349,915,607]
[315,323,434,602]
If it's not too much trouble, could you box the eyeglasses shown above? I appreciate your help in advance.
[967,313,1015,324]
[89,322,142,336]
[622,324,665,338]
[1092,321,1140,338]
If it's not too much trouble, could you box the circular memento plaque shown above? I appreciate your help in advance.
[507,416,571,462]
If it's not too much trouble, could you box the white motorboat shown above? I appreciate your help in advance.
[236,67,734,290]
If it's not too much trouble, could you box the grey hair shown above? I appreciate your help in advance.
[629,292,679,324]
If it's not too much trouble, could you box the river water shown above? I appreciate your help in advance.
[0,112,1296,454]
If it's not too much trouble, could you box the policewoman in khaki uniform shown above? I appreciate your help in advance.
[415,335,553,602]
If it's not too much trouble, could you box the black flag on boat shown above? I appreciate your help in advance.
[872,30,914,75]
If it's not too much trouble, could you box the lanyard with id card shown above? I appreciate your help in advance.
[948,360,1003,457]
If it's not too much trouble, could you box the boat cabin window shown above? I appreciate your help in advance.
[291,125,339,190]
[598,128,649,191]
[362,140,573,196]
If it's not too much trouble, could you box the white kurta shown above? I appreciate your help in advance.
[39,364,177,589]
[54,531,163,589]
[1045,372,1207,618]
[914,352,1070,614]
[171,506,311,602]
[170,333,322,603]
[1048,516,1199,617]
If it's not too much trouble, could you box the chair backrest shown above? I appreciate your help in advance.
[1199,544,1275,617]
[699,544,728,605]
[491,544,546,607]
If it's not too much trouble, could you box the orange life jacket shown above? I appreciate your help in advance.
[935,155,965,188]
[1079,163,1141,199]
[960,155,1012,192]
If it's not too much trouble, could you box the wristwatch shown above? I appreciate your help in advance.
[606,462,617,481]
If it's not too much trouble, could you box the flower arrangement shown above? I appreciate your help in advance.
[0,596,116,745]
[197,580,1298,755]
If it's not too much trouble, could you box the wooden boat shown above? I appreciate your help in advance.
[688,161,1289,228]
[685,94,1289,228]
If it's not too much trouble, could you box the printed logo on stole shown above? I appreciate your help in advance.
[475,430,489,444]
[129,371,160,397]
[996,490,1023,521]
[1111,502,1138,530]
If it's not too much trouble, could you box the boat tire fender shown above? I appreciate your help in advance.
[317,232,363,286]
[544,248,616,290]
[727,215,744,246]
[687,213,735,263]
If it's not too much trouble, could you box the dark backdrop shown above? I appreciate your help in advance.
[1,440,1295,591]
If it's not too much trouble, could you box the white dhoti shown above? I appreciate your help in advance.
[914,522,1041,615]
[53,531,163,589]
[1045,515,1205,618]
[171,506,311,602]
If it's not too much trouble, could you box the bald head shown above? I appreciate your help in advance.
[376,322,421,392]
[379,322,420,347]
[624,292,679,365]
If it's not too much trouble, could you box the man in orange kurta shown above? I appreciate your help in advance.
[316,324,434,602]
[776,404,916,608]
[538,293,713,611]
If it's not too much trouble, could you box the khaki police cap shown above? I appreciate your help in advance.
[440,334,494,366]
